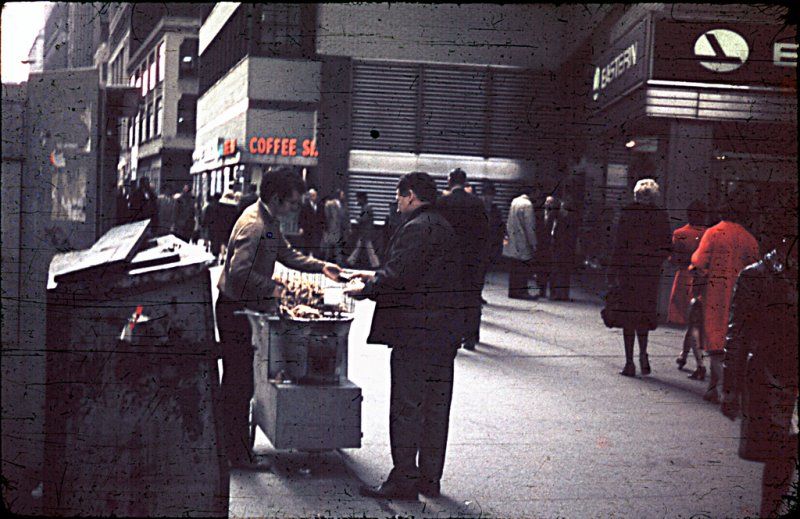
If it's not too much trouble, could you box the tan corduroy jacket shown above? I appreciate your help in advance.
[218,201,326,309]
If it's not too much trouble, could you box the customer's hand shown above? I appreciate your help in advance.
[343,278,367,299]
[322,263,342,281]
[350,272,375,282]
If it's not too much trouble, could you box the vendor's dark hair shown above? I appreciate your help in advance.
[687,200,707,226]
[260,167,305,203]
[398,172,438,204]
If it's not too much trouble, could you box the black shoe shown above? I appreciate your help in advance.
[703,388,720,403]
[417,480,441,498]
[639,354,651,376]
[360,480,418,500]
[688,366,706,381]
[620,363,636,377]
[676,356,687,370]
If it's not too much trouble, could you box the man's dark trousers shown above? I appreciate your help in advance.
[508,258,533,297]
[388,344,456,487]
[215,293,254,464]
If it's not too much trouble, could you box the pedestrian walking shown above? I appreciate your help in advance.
[537,195,560,298]
[215,168,341,469]
[437,168,489,350]
[607,179,671,377]
[550,198,578,301]
[237,183,259,216]
[171,183,195,242]
[320,189,349,264]
[346,172,461,500]
[129,177,159,229]
[347,192,381,268]
[503,187,538,300]
[669,200,709,379]
[721,200,797,518]
[202,193,227,262]
[691,190,759,402]
[298,188,325,257]
[480,181,505,303]
[115,182,133,225]
[380,201,404,262]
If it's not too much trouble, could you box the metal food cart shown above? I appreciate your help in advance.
[240,265,363,452]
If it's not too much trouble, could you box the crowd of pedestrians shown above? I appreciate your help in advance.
[116,166,794,513]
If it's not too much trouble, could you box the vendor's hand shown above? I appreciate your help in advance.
[322,263,342,281]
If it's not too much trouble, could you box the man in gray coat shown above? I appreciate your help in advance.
[347,172,461,500]
[505,188,538,299]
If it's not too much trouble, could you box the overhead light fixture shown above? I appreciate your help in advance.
[625,140,636,148]
[182,56,193,63]
[715,154,727,160]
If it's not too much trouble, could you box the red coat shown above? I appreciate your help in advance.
[667,224,707,324]
[690,221,759,352]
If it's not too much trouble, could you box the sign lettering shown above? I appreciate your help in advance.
[774,42,799,67]
[248,137,319,158]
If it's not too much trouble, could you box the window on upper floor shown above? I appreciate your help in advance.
[149,58,157,91]
[179,39,198,78]
[158,41,165,83]
[154,98,162,137]
[257,4,315,59]
[177,95,197,135]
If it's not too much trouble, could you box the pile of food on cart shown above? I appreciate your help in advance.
[272,266,358,320]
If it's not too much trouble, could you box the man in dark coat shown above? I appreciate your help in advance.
[480,181,505,302]
[236,183,259,216]
[437,168,489,350]
[298,188,325,257]
[347,172,461,500]
[172,183,195,242]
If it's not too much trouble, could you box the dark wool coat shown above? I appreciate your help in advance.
[723,251,798,462]
[608,202,671,330]
[363,205,462,350]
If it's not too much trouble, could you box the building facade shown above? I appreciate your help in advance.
[193,3,611,224]
[561,3,797,315]
[108,3,210,194]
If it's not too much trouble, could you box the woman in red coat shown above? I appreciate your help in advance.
[691,191,759,403]
[669,201,708,379]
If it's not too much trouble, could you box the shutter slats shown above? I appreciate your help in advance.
[352,61,556,159]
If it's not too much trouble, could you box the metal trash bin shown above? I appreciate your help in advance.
[43,225,227,517]
[240,265,363,451]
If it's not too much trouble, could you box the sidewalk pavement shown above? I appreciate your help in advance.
[219,269,771,518]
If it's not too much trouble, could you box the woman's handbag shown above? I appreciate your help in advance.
[601,283,624,328]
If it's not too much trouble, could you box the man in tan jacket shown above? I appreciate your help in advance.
[216,167,341,468]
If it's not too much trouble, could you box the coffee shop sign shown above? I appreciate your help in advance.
[593,42,638,101]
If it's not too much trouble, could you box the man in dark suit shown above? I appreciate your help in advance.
[298,188,325,257]
[216,168,342,468]
[437,168,490,350]
[347,172,461,500]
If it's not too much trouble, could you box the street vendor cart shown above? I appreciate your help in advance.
[240,264,362,452]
